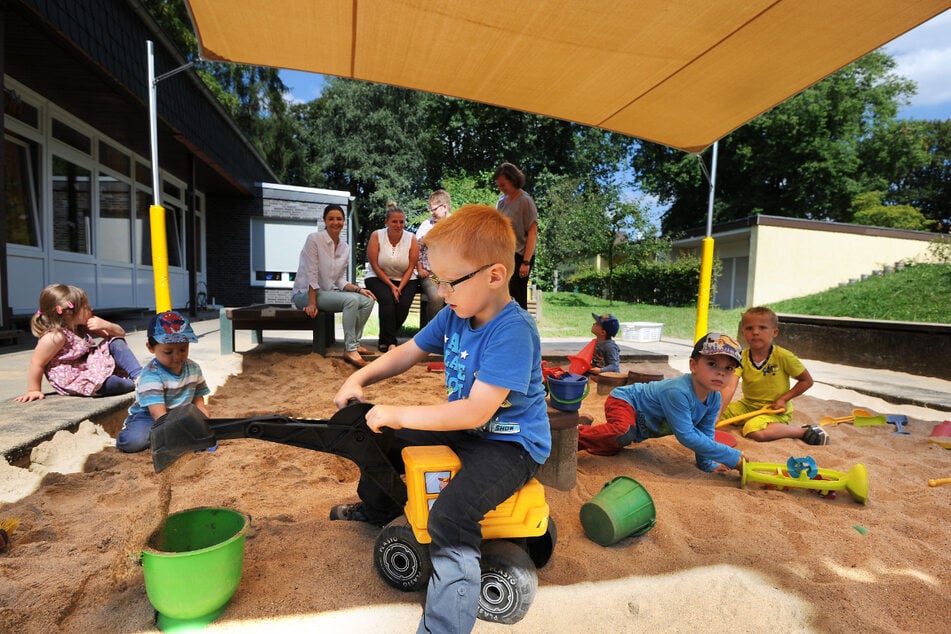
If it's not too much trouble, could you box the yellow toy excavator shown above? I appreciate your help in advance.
[151,402,556,625]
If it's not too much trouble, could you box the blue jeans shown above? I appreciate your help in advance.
[292,289,374,352]
[116,409,152,453]
[96,338,142,396]
[355,429,539,634]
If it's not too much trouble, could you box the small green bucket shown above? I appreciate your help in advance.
[580,476,656,546]
[141,507,249,631]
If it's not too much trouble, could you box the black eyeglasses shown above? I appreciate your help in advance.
[428,264,492,294]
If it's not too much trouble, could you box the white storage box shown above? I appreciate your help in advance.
[620,322,664,343]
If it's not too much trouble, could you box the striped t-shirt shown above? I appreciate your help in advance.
[127,357,209,417]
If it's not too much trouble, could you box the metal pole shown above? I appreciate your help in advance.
[694,141,718,342]
[147,42,194,313]
[148,41,161,208]
[148,40,171,312]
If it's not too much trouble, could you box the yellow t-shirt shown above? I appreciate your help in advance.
[735,344,805,411]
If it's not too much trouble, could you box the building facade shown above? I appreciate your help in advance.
[672,215,940,308]
[2,0,337,334]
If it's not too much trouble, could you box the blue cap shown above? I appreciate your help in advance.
[692,332,742,364]
[148,310,198,344]
[592,313,620,337]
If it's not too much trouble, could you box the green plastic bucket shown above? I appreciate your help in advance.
[141,507,249,631]
[547,373,590,412]
[580,476,656,546]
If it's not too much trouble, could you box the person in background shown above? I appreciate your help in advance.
[415,189,452,325]
[494,162,538,310]
[291,204,376,368]
[588,313,621,375]
[15,284,141,402]
[364,203,419,353]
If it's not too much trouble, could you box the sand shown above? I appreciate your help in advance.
[0,344,949,633]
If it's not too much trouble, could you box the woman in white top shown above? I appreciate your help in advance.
[291,204,376,367]
[364,204,419,353]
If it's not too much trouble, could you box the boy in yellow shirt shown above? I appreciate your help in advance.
[718,307,828,445]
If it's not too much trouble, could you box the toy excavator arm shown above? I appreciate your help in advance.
[149,402,407,507]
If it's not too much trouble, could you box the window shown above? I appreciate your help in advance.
[98,174,132,262]
[4,135,41,247]
[250,218,312,287]
[135,161,151,187]
[51,118,91,155]
[136,193,185,268]
[135,190,153,265]
[165,203,183,268]
[4,91,39,129]
[52,155,92,254]
[99,141,130,176]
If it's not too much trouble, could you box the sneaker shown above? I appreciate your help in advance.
[329,503,397,526]
[802,425,831,446]
[329,503,374,523]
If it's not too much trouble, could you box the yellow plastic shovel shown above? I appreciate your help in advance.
[716,406,785,429]
[818,408,877,426]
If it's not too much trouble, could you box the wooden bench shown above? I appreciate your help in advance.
[219,305,336,355]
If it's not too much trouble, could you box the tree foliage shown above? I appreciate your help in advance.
[884,120,951,231]
[633,53,925,233]
[851,192,931,231]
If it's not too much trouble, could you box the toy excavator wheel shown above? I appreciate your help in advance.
[526,517,557,569]
[477,540,538,625]
[373,518,431,592]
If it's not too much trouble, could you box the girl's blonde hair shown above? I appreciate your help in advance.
[424,205,515,282]
[31,284,88,337]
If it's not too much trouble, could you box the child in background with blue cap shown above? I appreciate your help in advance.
[578,332,751,472]
[589,313,621,374]
[116,311,210,453]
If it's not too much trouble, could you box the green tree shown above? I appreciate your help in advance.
[632,52,920,233]
[303,79,431,255]
[887,120,951,231]
[535,175,659,296]
[851,191,931,230]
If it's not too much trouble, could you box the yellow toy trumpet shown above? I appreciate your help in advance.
[740,458,869,504]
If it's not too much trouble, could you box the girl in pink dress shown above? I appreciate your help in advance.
[14,284,142,402]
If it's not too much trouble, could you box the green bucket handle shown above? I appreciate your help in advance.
[548,380,590,405]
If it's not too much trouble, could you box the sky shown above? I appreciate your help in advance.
[279,10,951,121]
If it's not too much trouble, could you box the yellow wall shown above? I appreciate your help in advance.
[748,225,935,305]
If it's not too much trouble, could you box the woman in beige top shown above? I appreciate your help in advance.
[364,204,419,352]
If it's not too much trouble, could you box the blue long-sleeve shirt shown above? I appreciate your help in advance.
[610,373,741,471]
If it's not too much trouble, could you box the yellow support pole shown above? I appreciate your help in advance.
[693,236,715,342]
[150,204,172,313]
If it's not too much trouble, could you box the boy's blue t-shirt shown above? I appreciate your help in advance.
[414,301,551,464]
[128,358,210,417]
[610,373,741,471]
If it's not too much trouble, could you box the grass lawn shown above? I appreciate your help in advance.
[364,263,950,341]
